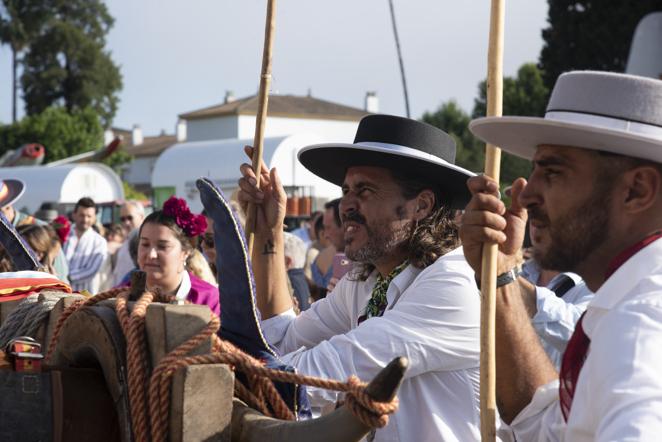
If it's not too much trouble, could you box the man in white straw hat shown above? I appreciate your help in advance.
[460,70,662,440]
[238,114,494,441]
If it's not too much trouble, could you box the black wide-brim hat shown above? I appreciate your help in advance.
[298,114,474,209]
[0,179,25,208]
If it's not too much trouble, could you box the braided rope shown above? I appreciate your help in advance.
[46,288,399,441]
[0,291,76,348]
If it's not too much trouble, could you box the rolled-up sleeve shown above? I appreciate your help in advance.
[510,380,565,442]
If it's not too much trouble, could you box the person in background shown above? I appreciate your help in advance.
[0,179,69,281]
[200,209,217,279]
[17,224,61,276]
[34,202,59,224]
[310,199,344,297]
[63,197,107,293]
[125,196,219,316]
[112,201,146,286]
[303,212,324,279]
[96,223,126,291]
[187,248,217,286]
[291,210,321,248]
[105,224,125,261]
[283,231,311,311]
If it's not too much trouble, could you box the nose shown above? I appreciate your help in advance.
[340,192,358,219]
[517,176,540,210]
[148,247,158,259]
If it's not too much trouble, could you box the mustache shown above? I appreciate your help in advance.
[341,211,366,225]
[527,207,550,224]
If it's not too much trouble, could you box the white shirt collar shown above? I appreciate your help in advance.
[386,263,423,307]
[584,238,662,336]
[175,271,191,302]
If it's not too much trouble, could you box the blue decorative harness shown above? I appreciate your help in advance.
[197,178,311,418]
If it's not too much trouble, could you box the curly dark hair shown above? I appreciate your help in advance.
[352,169,460,279]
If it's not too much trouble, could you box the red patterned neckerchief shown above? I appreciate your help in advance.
[558,230,662,421]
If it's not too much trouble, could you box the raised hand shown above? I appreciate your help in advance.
[459,175,528,277]
[237,145,287,236]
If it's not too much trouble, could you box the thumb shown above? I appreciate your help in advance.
[509,177,528,220]
[270,167,286,204]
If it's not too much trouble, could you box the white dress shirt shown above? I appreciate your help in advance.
[510,238,662,441]
[523,262,595,368]
[262,247,484,442]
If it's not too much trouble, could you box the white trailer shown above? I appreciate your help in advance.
[151,133,342,212]
[0,163,125,215]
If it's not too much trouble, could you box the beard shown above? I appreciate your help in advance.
[531,180,612,272]
[343,210,411,264]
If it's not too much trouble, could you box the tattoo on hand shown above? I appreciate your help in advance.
[262,239,276,255]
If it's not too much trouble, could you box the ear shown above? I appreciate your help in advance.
[412,189,436,221]
[621,165,661,214]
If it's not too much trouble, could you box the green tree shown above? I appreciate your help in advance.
[423,64,549,185]
[0,0,50,122]
[123,181,147,201]
[472,63,548,119]
[0,106,103,162]
[21,0,122,127]
[539,0,662,91]
[421,100,484,174]
[472,63,548,184]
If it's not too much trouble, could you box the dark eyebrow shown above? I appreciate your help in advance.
[342,180,376,190]
[532,156,569,169]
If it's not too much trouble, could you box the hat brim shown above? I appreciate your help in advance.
[470,116,662,162]
[298,143,475,209]
[0,179,25,208]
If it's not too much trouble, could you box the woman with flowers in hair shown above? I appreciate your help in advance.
[124,196,219,316]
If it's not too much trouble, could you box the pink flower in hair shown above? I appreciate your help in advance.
[162,196,207,237]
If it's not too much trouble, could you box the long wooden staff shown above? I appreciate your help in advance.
[246,0,277,255]
[480,0,505,440]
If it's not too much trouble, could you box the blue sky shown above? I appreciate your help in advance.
[0,0,548,136]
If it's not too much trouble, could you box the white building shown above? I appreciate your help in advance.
[150,93,374,210]
[179,92,370,142]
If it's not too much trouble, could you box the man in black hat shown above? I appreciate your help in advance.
[461,71,662,440]
[238,115,483,441]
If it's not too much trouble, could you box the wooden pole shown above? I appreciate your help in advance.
[245,0,277,256]
[480,0,505,440]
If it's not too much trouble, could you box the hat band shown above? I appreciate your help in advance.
[354,141,454,166]
[545,111,662,139]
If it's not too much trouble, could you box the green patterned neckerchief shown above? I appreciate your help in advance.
[359,260,409,324]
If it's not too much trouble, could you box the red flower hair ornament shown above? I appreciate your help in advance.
[162,196,207,238]
[52,215,71,244]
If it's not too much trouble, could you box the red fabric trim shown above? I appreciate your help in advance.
[605,231,662,278]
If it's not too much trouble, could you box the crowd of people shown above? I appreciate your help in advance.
[2,69,662,441]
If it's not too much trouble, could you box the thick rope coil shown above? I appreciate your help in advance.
[0,291,72,348]
[46,288,400,442]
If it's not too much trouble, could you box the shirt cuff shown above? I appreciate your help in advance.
[510,380,561,440]
[261,308,297,345]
